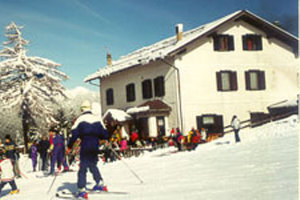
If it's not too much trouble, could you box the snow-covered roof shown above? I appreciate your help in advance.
[102,108,132,122]
[126,106,150,114]
[268,99,298,109]
[85,10,298,82]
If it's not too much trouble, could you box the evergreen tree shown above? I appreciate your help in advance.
[0,22,69,151]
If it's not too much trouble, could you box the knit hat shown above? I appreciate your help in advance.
[81,100,91,112]
[5,134,11,140]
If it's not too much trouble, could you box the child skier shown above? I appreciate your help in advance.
[30,141,38,172]
[0,148,19,196]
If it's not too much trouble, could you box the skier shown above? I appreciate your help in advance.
[38,135,50,171]
[3,135,20,177]
[49,127,68,175]
[30,141,38,172]
[66,100,109,199]
[0,147,19,196]
[231,115,241,143]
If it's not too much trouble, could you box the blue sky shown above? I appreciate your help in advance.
[0,0,298,91]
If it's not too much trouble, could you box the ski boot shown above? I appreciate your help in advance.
[10,189,20,195]
[92,183,108,192]
[76,191,88,199]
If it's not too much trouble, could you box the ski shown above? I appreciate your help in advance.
[87,189,129,195]
[56,189,128,200]
[55,191,80,200]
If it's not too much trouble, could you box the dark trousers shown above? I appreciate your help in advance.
[41,154,48,171]
[78,159,102,189]
[0,180,17,193]
[234,129,241,143]
[50,148,66,173]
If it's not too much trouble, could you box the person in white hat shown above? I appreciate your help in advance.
[67,100,109,199]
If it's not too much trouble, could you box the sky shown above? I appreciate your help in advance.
[0,0,298,91]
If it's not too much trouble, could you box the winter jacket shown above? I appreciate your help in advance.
[68,111,109,161]
[0,158,15,182]
[38,139,50,157]
[120,140,128,151]
[130,132,139,143]
[31,145,38,160]
[231,118,241,130]
[4,141,17,161]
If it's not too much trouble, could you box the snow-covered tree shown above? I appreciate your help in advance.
[0,22,69,151]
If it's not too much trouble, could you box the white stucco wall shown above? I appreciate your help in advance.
[100,61,179,135]
[98,20,298,136]
[175,20,299,133]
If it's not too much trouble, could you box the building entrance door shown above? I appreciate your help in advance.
[156,116,166,136]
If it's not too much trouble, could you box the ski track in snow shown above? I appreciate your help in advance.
[1,115,298,200]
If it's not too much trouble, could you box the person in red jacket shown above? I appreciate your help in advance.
[130,130,139,147]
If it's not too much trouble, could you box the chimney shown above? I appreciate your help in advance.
[176,24,183,42]
[106,52,112,66]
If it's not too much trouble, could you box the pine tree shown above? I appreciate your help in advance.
[0,22,69,151]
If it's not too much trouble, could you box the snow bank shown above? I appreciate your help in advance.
[3,115,298,200]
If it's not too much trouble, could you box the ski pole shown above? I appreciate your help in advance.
[47,170,59,194]
[108,145,144,184]
[16,169,29,179]
[46,155,67,194]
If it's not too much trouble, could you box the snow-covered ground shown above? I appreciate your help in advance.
[1,115,298,200]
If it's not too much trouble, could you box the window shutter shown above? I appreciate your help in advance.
[126,84,135,102]
[257,35,263,50]
[213,36,219,51]
[242,35,247,50]
[196,116,203,131]
[106,89,114,105]
[142,80,152,99]
[259,71,266,90]
[228,35,234,51]
[142,81,146,99]
[126,85,130,102]
[154,76,165,97]
[245,71,250,90]
[161,77,165,96]
[231,71,238,91]
[216,72,222,91]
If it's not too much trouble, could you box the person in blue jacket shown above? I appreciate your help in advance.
[49,128,69,175]
[66,100,109,199]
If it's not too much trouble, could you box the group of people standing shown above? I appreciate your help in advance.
[28,127,69,175]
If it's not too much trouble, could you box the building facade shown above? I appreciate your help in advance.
[85,10,299,138]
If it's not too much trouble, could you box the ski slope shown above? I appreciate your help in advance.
[1,115,298,200]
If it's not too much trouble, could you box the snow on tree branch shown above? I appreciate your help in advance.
[0,22,70,144]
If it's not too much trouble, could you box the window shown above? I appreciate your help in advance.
[245,70,266,90]
[106,88,114,105]
[242,34,262,50]
[126,83,135,102]
[154,76,165,97]
[203,116,215,125]
[196,114,224,135]
[216,71,238,91]
[142,79,153,99]
[213,35,234,51]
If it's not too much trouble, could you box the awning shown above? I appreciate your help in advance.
[139,100,171,112]
[126,100,171,116]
